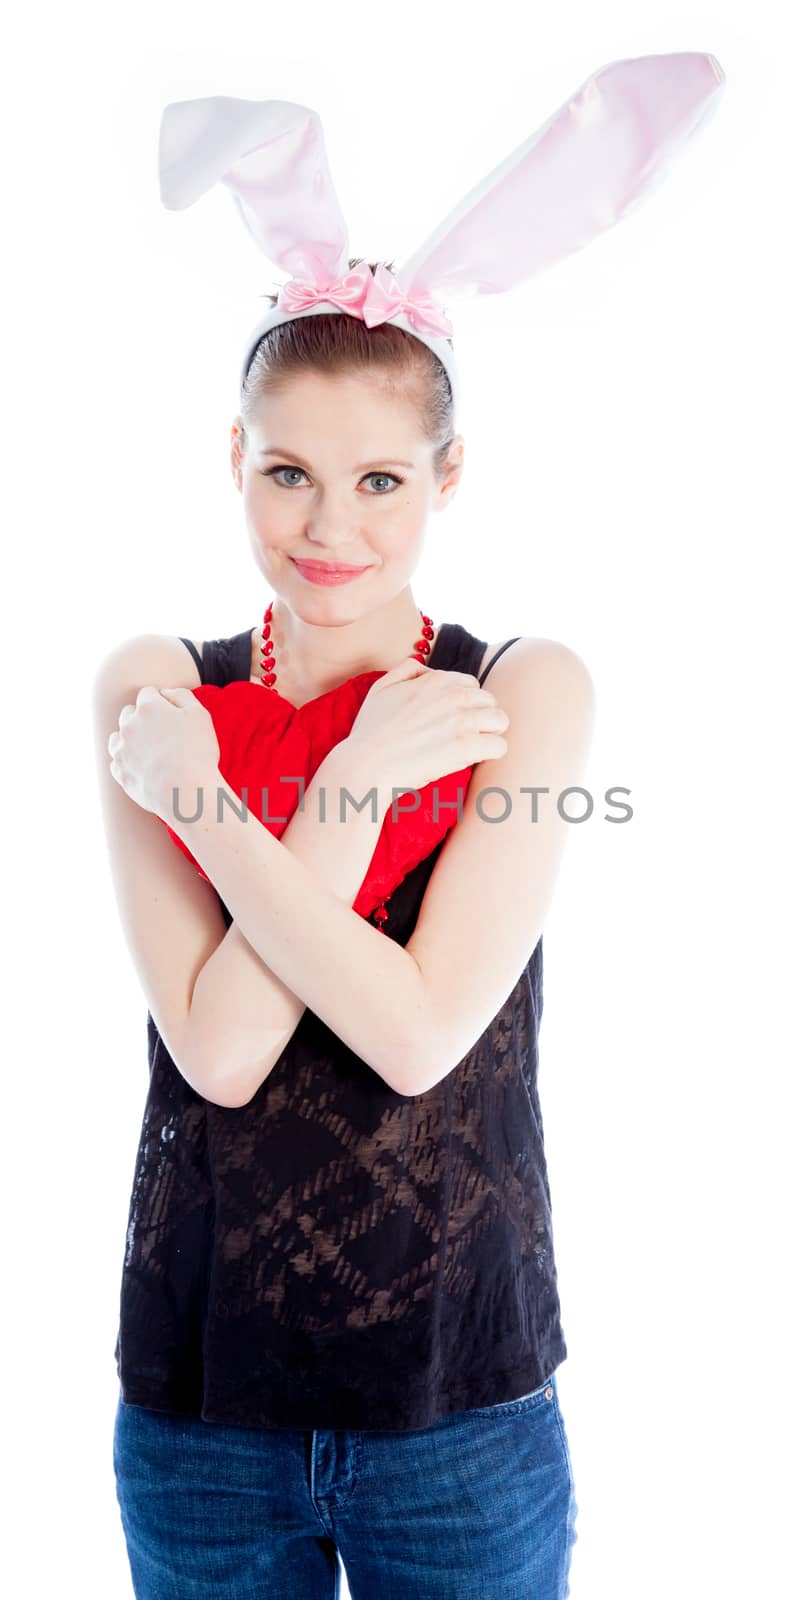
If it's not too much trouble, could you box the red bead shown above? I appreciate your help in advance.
[373,906,389,926]
[257,601,432,701]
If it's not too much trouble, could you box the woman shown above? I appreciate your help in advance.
[95,282,590,1597]
[96,58,723,1597]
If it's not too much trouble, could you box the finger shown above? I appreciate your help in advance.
[384,656,429,680]
[445,671,482,688]
[158,686,193,704]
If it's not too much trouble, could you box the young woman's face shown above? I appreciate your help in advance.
[232,370,463,605]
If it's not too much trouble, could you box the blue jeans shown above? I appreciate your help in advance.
[113,1371,578,1597]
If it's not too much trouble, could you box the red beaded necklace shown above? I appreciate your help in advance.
[258,599,436,933]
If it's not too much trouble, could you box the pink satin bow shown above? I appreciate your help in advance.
[276,259,453,338]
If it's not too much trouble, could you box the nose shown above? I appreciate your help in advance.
[303,485,370,544]
[303,517,370,561]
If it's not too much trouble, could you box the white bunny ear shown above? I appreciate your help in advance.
[392,52,726,303]
[158,95,351,283]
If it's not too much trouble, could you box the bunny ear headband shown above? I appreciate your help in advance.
[158,52,725,414]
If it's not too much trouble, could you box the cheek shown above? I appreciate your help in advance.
[377,501,427,554]
[244,482,295,541]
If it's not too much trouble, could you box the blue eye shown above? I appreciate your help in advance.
[261,465,403,494]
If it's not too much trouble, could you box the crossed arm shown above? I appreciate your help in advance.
[92,631,595,1108]
[92,633,414,1106]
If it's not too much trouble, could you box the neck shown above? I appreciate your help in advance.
[266,590,434,698]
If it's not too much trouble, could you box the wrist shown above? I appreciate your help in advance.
[157,764,224,829]
[319,740,394,820]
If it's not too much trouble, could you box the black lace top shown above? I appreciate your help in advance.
[113,620,568,1431]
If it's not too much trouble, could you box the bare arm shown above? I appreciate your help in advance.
[161,638,596,1101]
[91,634,392,1107]
[187,746,393,1102]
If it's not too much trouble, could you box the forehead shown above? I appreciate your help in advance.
[248,371,427,459]
[254,367,419,419]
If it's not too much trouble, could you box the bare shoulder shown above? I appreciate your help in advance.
[91,633,204,698]
[480,634,596,714]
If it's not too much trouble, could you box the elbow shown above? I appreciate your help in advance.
[383,1032,453,1100]
[200,1076,258,1111]
[185,1067,244,1112]
[200,1064,265,1111]
[202,1082,248,1111]
[203,1050,282,1110]
[389,1062,453,1099]
[179,1005,286,1109]
[380,974,455,1098]
[180,1041,254,1111]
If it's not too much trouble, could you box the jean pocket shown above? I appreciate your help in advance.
[459,1373,556,1420]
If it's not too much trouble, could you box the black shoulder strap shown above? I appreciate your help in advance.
[428,621,488,677]
[479,637,522,686]
[178,637,204,680]
[180,626,519,688]
[178,629,253,686]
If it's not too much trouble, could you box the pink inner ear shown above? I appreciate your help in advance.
[159,675,474,919]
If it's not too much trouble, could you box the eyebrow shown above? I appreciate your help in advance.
[256,447,416,471]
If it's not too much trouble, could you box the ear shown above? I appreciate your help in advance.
[433,435,465,511]
[159,96,351,283]
[391,54,725,308]
[230,418,245,488]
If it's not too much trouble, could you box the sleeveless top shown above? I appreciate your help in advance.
[113,620,568,1431]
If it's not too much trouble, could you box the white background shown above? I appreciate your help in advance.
[3,0,795,1595]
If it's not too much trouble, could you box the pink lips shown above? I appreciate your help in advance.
[291,558,371,586]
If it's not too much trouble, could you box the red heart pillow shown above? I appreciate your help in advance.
[160,671,474,919]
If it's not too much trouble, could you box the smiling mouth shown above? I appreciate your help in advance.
[291,558,372,572]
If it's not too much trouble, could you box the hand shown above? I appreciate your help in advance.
[344,656,510,798]
[107,686,221,820]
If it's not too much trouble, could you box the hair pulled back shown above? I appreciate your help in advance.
[239,260,456,481]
